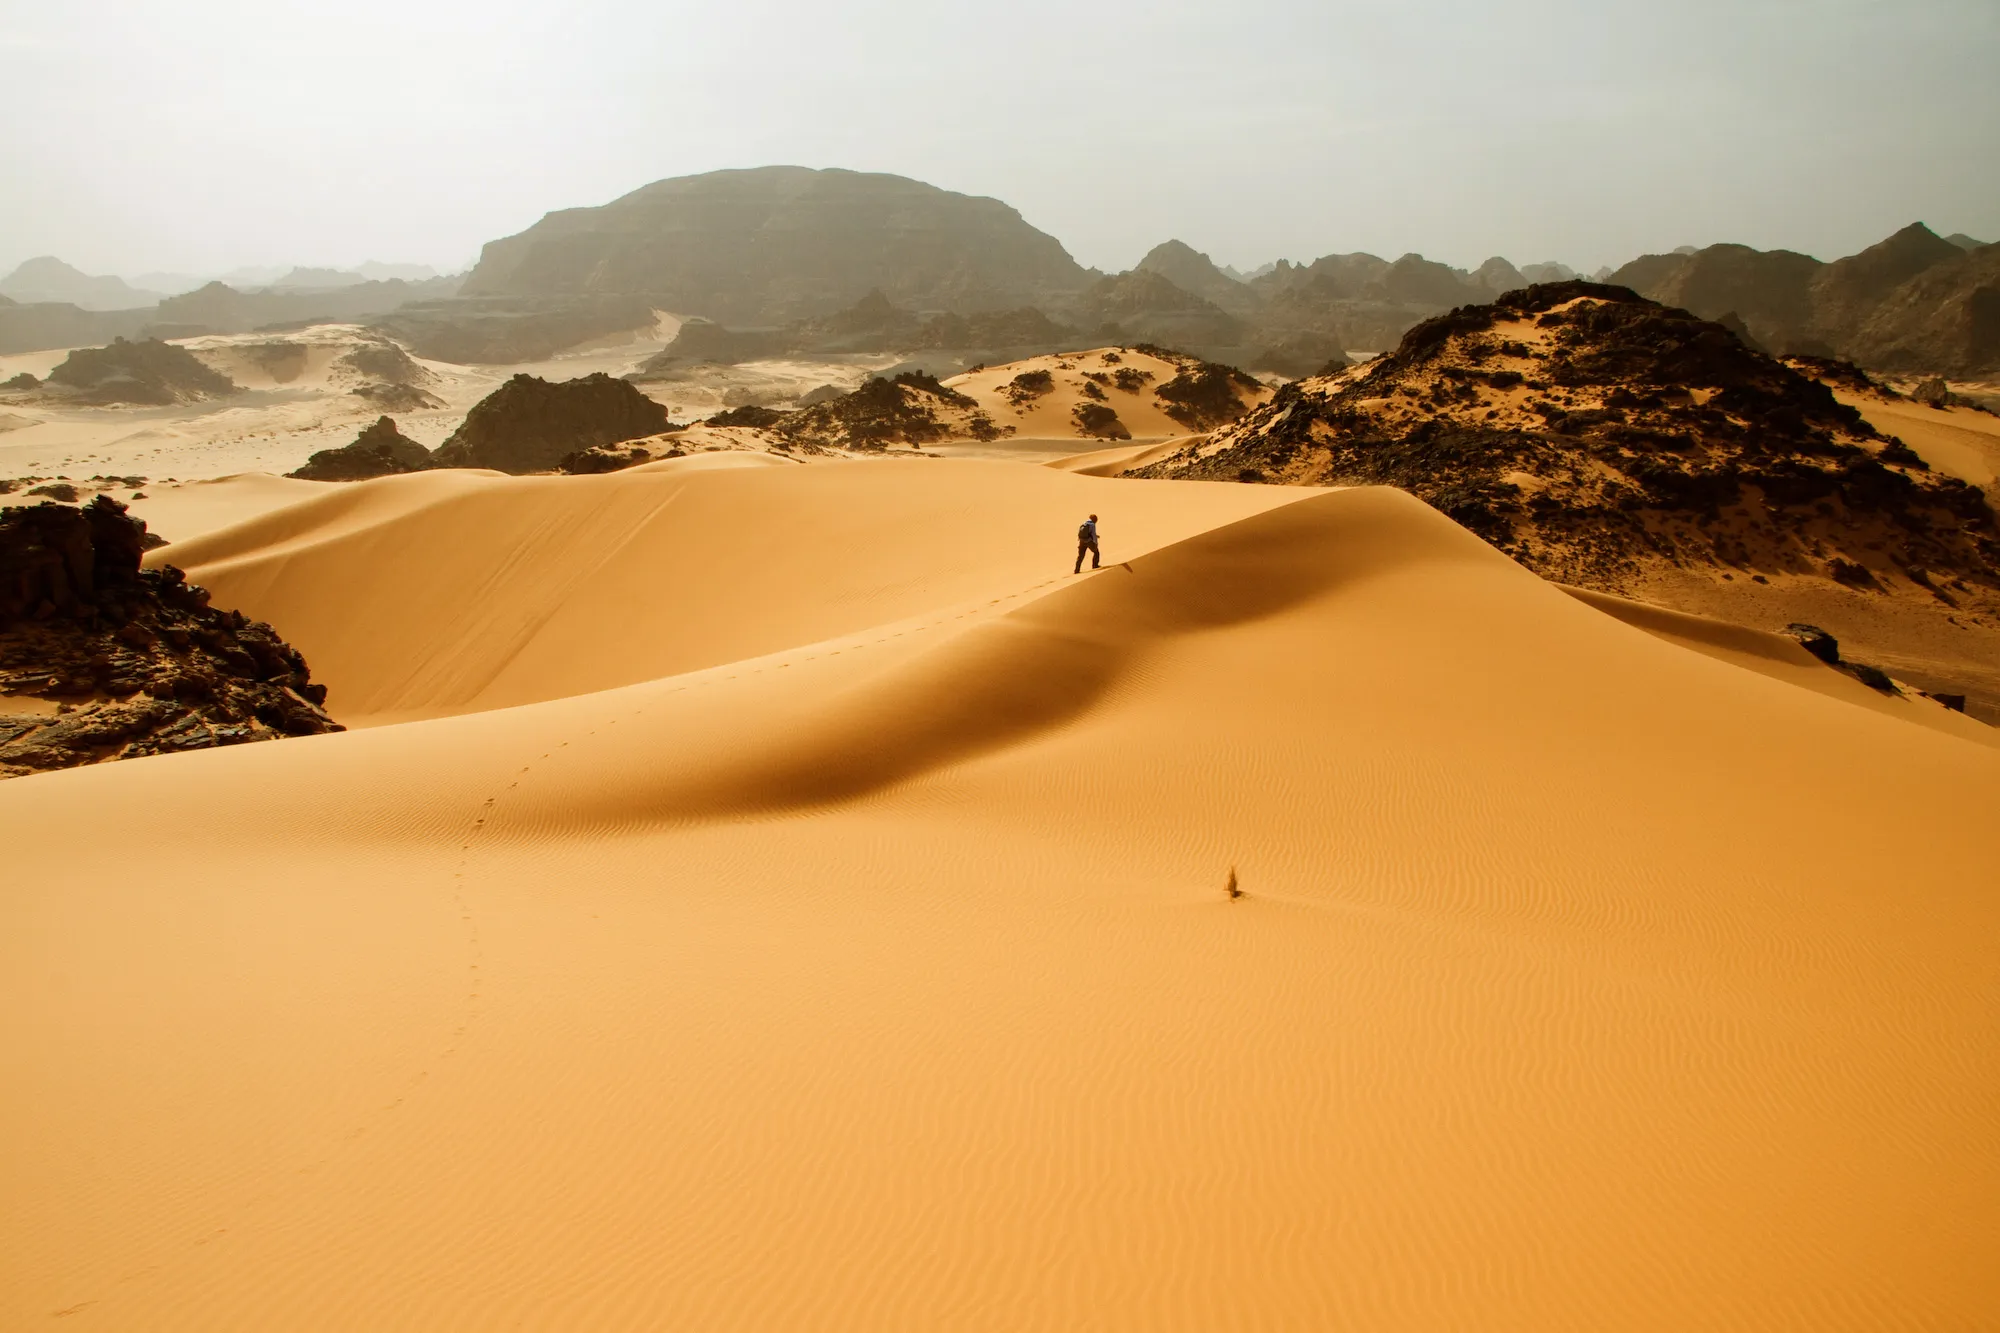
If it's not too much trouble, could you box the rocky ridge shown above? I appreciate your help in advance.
[0,497,339,779]
[1136,281,1999,606]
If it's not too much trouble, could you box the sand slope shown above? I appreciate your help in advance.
[947,347,1270,441]
[4,467,1997,1329]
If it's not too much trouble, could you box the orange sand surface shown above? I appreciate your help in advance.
[3,462,1997,1329]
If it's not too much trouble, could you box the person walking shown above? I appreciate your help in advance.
[1074,513,1101,573]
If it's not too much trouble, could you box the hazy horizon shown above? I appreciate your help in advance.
[3,0,1997,285]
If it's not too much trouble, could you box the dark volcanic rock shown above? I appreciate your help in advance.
[41,337,238,406]
[1135,281,2000,603]
[0,496,340,778]
[431,373,672,473]
[289,416,434,481]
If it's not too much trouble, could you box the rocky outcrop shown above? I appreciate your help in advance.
[39,338,238,406]
[1135,282,1999,605]
[288,417,434,481]
[460,166,1092,324]
[431,373,672,473]
[0,496,339,779]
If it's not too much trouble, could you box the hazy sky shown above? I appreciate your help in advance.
[3,0,1996,281]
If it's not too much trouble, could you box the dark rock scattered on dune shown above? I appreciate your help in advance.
[0,496,340,779]
[431,373,672,474]
[288,416,435,481]
[1146,351,1267,430]
[1135,281,2000,601]
[773,372,1004,452]
[1071,401,1130,440]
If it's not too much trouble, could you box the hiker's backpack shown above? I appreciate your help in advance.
[1077,522,1093,542]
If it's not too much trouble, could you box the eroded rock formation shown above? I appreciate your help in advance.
[0,497,339,778]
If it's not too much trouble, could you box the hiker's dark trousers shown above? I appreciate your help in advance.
[1075,539,1100,573]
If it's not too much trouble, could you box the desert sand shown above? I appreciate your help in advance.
[3,457,1997,1329]
[0,322,887,484]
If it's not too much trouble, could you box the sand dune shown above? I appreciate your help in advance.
[4,464,1997,1329]
[947,347,1270,442]
[1847,391,2000,488]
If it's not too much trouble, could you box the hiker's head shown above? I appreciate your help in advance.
[1089,514,1097,521]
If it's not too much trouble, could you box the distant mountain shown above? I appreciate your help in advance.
[1847,242,2000,375]
[1361,253,1484,306]
[1471,256,1527,295]
[355,261,439,283]
[1519,262,1579,284]
[1608,223,1989,370]
[1134,241,1260,314]
[268,267,370,290]
[1069,269,1245,347]
[1607,243,1823,352]
[0,257,159,311]
[1807,222,1965,339]
[152,275,462,337]
[460,166,1092,324]
[1945,234,1988,252]
[129,272,212,297]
